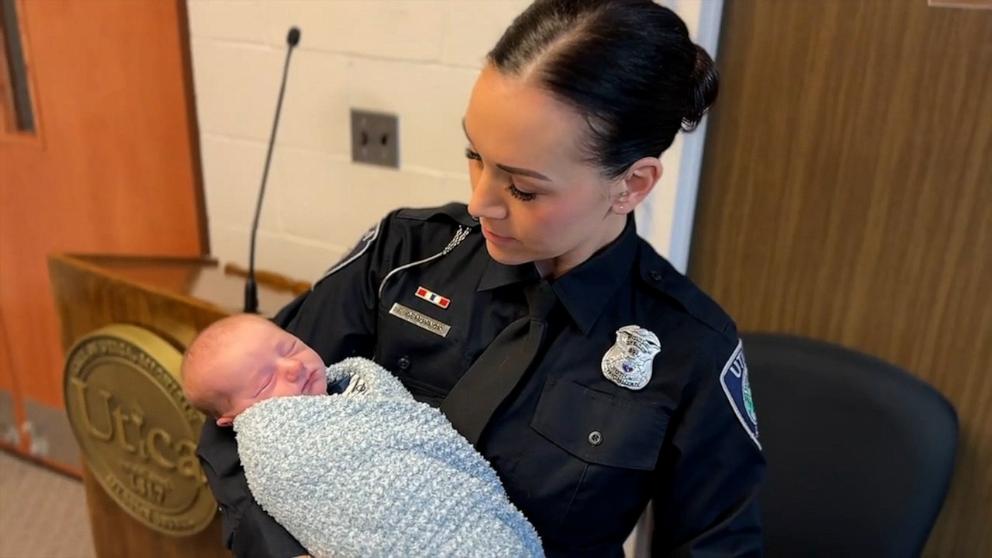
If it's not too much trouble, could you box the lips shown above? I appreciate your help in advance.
[301,370,319,393]
[483,227,514,243]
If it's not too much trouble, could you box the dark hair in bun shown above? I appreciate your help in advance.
[488,0,719,179]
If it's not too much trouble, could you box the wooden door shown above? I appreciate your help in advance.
[690,1,991,555]
[0,0,206,473]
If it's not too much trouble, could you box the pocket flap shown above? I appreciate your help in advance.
[530,379,669,471]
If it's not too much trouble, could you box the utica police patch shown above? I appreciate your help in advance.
[720,340,761,449]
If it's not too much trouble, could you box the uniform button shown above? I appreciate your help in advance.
[649,270,663,281]
[588,430,603,446]
[397,356,411,371]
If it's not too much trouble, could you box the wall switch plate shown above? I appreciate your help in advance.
[351,109,399,168]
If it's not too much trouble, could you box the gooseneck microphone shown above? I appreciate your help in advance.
[245,26,301,313]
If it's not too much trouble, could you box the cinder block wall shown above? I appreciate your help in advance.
[187,0,711,282]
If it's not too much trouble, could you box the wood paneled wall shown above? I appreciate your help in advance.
[690,1,991,555]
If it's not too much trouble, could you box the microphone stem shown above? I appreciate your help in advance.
[246,44,296,313]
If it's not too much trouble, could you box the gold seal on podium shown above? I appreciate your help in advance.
[64,324,215,536]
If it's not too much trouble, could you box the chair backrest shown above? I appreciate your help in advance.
[743,333,957,558]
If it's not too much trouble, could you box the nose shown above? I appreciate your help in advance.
[467,171,508,221]
[279,359,305,383]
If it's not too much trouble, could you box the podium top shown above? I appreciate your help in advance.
[54,254,304,318]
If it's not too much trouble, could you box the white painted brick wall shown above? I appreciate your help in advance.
[186,0,713,283]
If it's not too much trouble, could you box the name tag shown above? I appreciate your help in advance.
[388,303,451,338]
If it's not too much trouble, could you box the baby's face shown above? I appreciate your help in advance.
[213,319,327,426]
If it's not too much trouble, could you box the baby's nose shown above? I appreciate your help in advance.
[281,359,304,381]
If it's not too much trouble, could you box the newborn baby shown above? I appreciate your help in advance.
[181,314,331,427]
[182,315,543,558]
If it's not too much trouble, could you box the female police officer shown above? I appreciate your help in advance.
[197,1,765,556]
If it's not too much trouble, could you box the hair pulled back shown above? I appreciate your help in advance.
[488,0,718,179]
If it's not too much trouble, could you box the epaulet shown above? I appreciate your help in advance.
[395,202,479,228]
[637,242,737,345]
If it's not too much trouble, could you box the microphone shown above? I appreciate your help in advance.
[245,26,302,313]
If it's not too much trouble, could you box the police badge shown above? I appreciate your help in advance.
[601,325,661,390]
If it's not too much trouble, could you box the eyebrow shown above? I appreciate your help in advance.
[461,118,552,181]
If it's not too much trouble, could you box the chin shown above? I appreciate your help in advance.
[484,240,535,266]
[304,376,327,396]
[310,382,328,396]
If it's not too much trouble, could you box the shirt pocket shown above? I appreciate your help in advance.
[521,378,672,545]
[531,378,670,470]
[375,298,464,395]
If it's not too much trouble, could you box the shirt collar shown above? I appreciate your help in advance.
[477,256,542,292]
[477,216,639,335]
[553,216,638,335]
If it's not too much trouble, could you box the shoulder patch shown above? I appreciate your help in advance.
[316,221,380,283]
[719,340,761,449]
[396,202,478,228]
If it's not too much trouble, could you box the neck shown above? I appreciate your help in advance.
[536,213,627,279]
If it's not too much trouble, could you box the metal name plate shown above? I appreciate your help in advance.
[389,303,451,338]
[63,324,216,536]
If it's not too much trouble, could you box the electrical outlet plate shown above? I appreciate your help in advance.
[351,109,399,168]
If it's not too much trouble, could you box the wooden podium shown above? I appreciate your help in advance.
[49,254,304,558]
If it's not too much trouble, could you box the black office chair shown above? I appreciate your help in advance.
[743,333,957,558]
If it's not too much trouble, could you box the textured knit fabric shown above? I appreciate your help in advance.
[234,357,544,558]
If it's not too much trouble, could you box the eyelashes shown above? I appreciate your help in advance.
[253,371,275,398]
[464,148,537,202]
[507,184,536,202]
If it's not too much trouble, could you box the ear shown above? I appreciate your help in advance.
[611,157,662,215]
[216,416,233,428]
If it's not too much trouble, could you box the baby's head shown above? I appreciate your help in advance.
[181,314,327,427]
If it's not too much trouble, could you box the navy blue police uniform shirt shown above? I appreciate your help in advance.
[197,203,765,558]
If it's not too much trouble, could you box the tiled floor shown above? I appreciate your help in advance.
[0,450,95,558]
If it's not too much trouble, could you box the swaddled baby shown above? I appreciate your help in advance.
[181,314,543,558]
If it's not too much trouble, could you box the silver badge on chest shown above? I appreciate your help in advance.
[601,325,661,390]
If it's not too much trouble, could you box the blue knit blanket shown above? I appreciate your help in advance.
[234,357,544,558]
